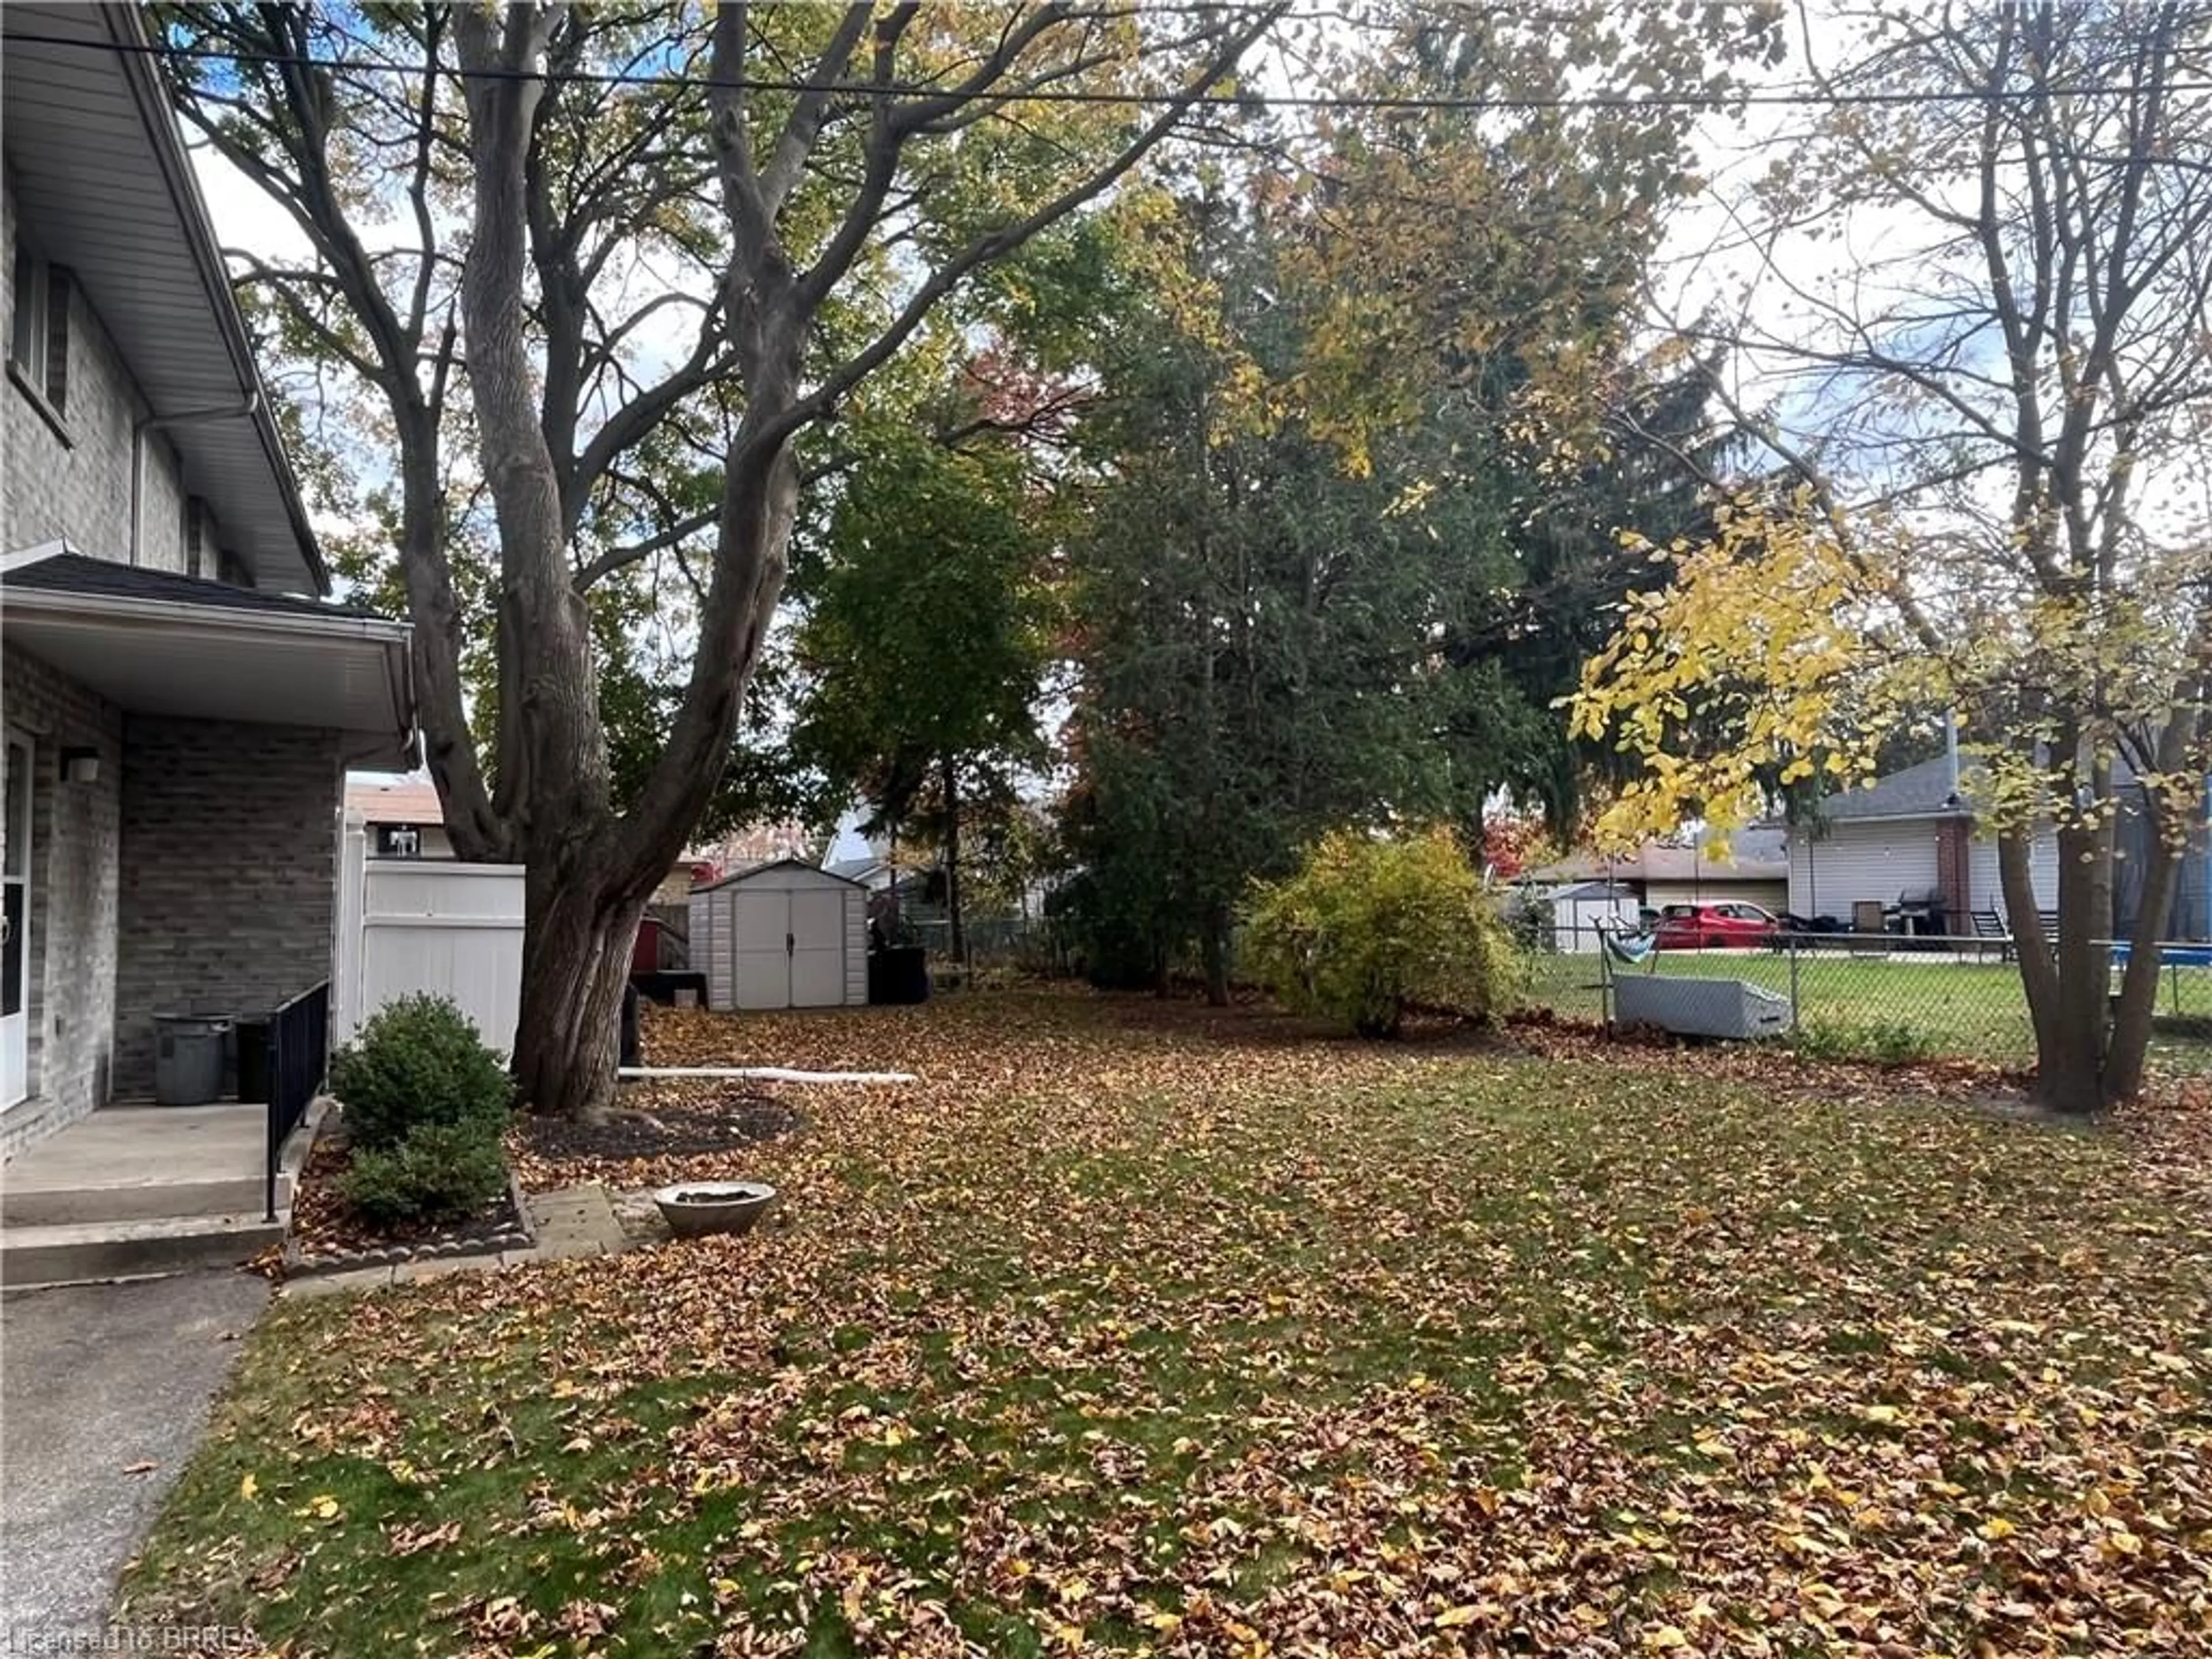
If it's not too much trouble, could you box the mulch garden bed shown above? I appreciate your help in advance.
[285,1127,533,1275]
[509,1081,801,1190]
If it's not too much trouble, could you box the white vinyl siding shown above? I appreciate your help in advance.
[1965,832,2059,919]
[1789,819,2059,923]
[1789,822,1940,922]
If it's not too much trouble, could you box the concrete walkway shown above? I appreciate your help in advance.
[1,1270,268,1642]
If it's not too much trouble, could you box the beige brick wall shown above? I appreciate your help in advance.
[3,162,191,571]
[0,646,123,1156]
[112,717,342,1099]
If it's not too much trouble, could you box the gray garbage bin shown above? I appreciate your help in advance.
[154,1013,230,1105]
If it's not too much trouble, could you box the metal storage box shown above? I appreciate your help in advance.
[1611,975,1791,1041]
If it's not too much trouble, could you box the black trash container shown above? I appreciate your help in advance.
[235,1016,272,1105]
[153,1014,229,1105]
[868,945,930,1005]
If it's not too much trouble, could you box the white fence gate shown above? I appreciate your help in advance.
[335,824,525,1055]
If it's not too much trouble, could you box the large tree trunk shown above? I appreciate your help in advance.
[512,858,647,1120]
[456,10,627,1117]
[2105,802,2185,1104]
[2032,815,2112,1113]
[1997,825,2079,1106]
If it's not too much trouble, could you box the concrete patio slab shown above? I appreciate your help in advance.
[527,1184,628,1260]
[0,1270,268,1643]
[1,1104,268,1226]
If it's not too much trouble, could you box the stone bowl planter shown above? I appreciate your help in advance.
[652,1181,778,1240]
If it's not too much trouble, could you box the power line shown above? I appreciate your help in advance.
[11,26,2212,115]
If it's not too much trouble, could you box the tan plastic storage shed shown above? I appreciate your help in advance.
[690,859,868,1012]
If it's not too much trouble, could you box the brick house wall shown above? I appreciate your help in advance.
[111,717,341,1100]
[1936,818,1973,929]
[2,162,194,571]
[0,647,123,1158]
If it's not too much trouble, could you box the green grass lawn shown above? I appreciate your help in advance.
[1523,945,2212,1073]
[126,992,2212,1656]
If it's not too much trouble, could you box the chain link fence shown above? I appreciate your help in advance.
[815,908,2212,1075]
[904,916,1077,978]
[1521,918,2212,1071]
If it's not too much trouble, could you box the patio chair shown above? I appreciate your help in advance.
[1969,907,2014,964]
[1849,899,1889,956]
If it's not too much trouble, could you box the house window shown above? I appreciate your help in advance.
[9,245,70,418]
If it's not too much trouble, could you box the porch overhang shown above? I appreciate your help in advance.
[2,556,415,767]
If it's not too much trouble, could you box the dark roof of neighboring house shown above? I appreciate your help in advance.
[1815,754,1970,823]
[1550,880,1640,903]
[1533,824,1790,884]
[5,551,377,620]
[826,856,887,881]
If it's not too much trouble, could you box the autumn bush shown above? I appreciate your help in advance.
[330,994,512,1152]
[338,1120,510,1227]
[1244,825,1521,1037]
[329,995,512,1225]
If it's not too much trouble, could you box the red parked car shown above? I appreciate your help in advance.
[1653,901,1782,950]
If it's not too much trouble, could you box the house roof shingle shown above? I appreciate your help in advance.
[1815,755,1969,822]
[5,552,378,620]
[1532,824,1789,884]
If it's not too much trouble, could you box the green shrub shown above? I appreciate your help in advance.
[338,1119,509,1228]
[1244,825,1521,1037]
[329,994,512,1152]
[1791,1018,1936,1066]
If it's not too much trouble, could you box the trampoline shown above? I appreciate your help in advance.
[2111,942,2212,968]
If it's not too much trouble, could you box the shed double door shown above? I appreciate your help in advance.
[732,887,847,1009]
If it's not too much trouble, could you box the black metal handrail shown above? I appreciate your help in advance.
[266,980,331,1221]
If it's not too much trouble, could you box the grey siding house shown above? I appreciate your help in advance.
[1784,752,2209,940]
[1,5,415,1157]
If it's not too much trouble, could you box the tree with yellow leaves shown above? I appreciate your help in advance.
[1576,2,2212,1111]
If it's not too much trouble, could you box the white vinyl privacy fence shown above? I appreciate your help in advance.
[335,824,524,1055]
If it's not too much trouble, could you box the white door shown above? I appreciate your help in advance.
[788,888,846,1007]
[732,888,793,1010]
[2,733,31,1107]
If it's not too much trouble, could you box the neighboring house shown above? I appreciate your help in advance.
[690,821,819,881]
[1785,756,2037,930]
[1786,753,2207,939]
[0,5,415,1156]
[824,854,895,893]
[1531,827,1791,915]
[344,777,452,860]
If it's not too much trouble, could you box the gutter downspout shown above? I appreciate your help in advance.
[130,395,260,568]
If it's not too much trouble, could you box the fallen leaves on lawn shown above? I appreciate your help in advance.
[132,987,2212,1656]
